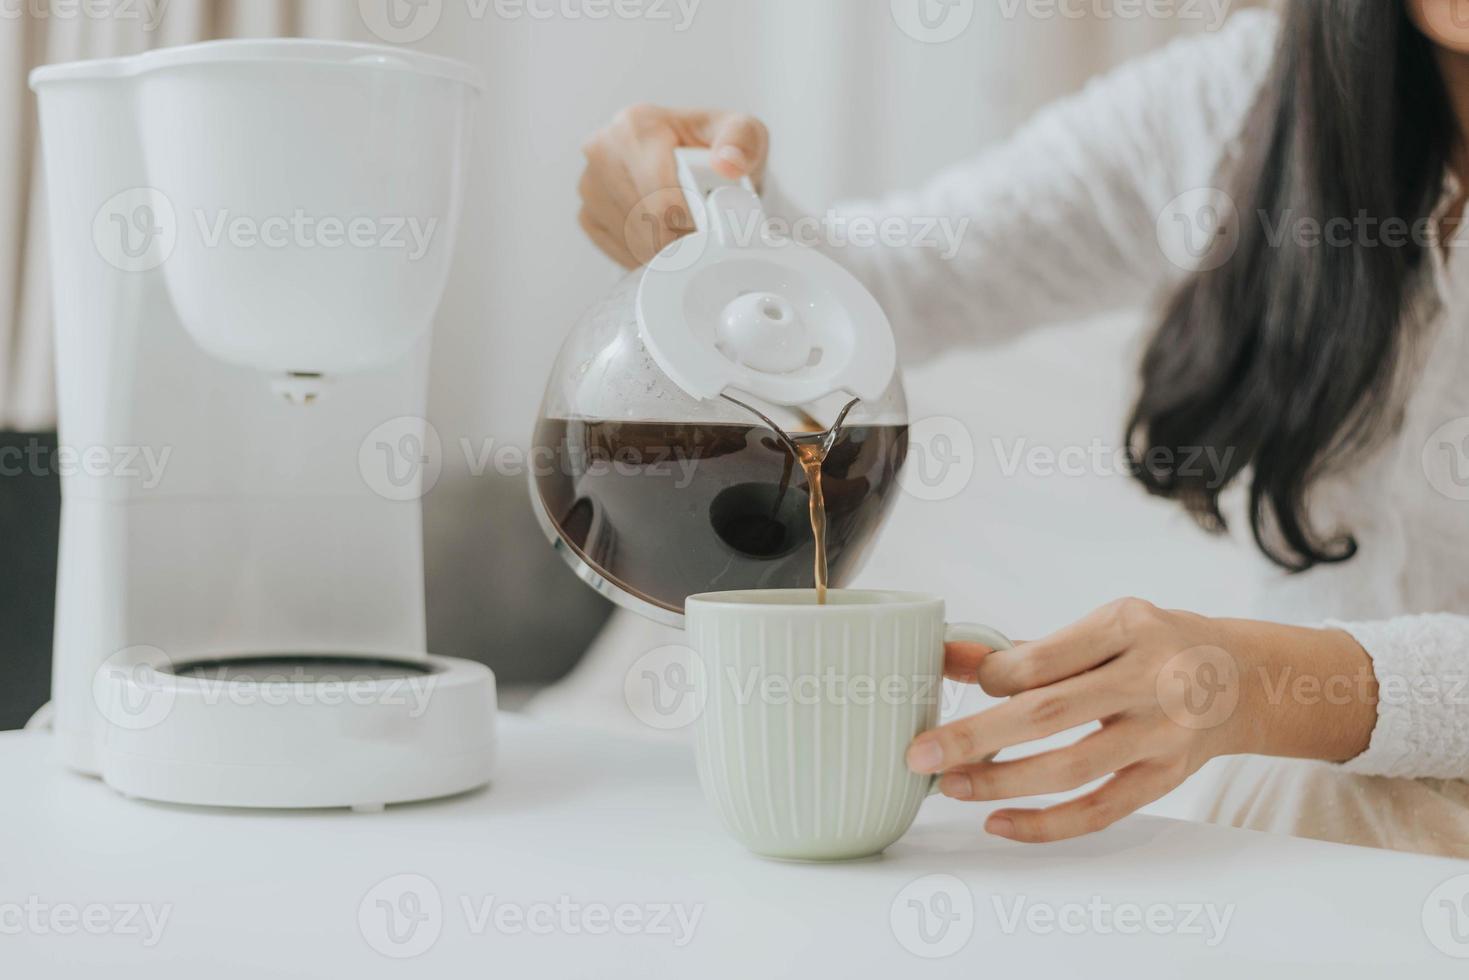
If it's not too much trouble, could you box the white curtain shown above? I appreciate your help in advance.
[0,0,352,430]
[1,0,1264,432]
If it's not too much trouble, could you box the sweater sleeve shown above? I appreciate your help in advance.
[763,10,1278,364]
[1328,615,1469,780]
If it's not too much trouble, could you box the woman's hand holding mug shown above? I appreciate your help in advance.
[908,598,1380,844]
[578,105,769,268]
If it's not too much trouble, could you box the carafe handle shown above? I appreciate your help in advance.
[674,147,762,249]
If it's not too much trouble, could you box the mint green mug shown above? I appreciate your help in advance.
[684,589,1012,861]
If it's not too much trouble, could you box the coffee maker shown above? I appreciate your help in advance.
[30,40,498,810]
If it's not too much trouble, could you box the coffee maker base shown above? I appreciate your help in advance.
[90,653,498,810]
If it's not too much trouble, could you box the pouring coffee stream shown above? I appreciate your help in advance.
[720,394,863,605]
[531,148,907,625]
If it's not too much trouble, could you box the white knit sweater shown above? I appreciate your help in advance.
[772,9,1469,780]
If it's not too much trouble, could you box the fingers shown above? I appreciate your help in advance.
[577,208,638,270]
[938,719,1148,801]
[578,105,768,267]
[907,666,1131,773]
[976,597,1161,697]
[983,760,1180,843]
[579,104,683,266]
[943,641,1001,684]
[704,113,769,179]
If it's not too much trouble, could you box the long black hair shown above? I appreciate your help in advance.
[1128,0,1455,571]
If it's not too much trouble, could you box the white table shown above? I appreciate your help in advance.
[1,716,1465,979]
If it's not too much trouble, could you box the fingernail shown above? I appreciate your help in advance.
[715,145,750,172]
[986,815,1015,838]
[907,740,943,773]
[939,772,971,798]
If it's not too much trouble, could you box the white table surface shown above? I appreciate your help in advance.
[2,715,1466,979]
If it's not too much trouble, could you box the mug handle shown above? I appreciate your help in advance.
[926,623,1014,796]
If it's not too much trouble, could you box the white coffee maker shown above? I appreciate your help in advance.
[29,40,498,810]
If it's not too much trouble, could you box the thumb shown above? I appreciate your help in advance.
[699,112,769,180]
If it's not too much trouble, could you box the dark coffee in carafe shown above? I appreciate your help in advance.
[533,418,908,615]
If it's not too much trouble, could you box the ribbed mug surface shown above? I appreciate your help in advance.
[685,590,946,861]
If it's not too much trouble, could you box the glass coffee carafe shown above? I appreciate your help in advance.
[531,150,909,625]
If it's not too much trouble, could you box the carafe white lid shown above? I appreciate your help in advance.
[635,150,897,407]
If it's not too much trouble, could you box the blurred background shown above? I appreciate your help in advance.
[0,0,1266,734]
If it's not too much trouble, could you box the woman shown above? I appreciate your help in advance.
[575,1,1469,857]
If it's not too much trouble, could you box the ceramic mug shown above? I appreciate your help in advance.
[684,589,1012,861]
